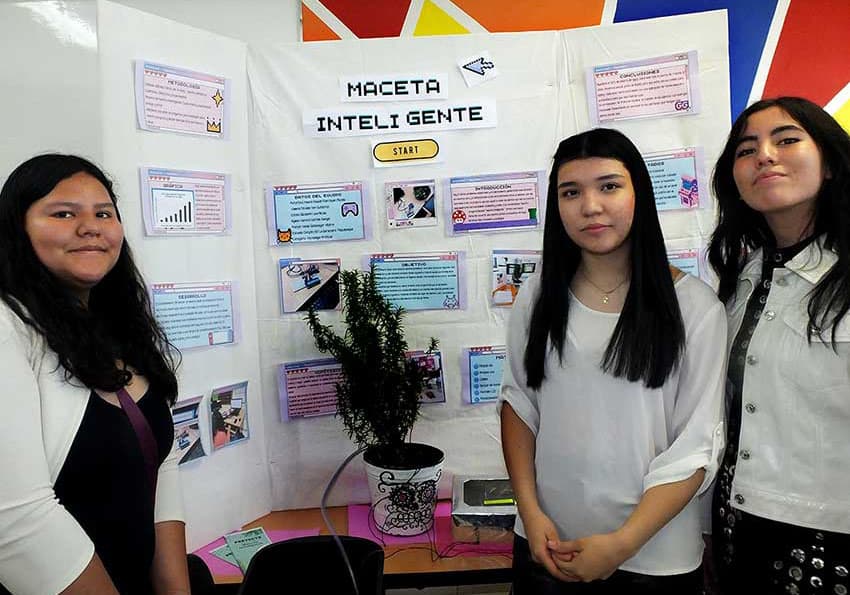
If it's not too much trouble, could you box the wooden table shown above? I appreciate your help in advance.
[212,505,513,590]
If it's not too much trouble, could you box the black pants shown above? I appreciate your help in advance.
[712,508,850,595]
[512,535,703,595]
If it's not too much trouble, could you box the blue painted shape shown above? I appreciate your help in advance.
[614,0,779,121]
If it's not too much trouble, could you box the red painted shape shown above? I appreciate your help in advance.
[762,0,850,105]
[320,0,412,39]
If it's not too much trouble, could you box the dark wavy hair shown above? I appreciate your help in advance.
[0,154,179,403]
[524,128,685,389]
[709,97,850,343]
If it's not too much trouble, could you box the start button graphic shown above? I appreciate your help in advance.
[372,139,440,164]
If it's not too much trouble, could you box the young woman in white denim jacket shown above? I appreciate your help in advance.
[708,97,850,595]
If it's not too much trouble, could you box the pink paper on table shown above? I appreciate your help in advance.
[347,501,512,556]
[193,528,320,577]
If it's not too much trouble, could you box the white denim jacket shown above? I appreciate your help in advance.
[727,238,850,533]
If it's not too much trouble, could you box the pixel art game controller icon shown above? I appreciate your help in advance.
[341,202,359,217]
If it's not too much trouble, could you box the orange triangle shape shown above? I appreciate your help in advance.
[453,0,603,32]
[302,3,341,41]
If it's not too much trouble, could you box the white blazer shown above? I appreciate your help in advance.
[0,301,183,595]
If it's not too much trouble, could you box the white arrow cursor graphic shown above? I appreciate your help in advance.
[463,57,495,76]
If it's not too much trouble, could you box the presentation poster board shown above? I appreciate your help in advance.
[247,9,729,512]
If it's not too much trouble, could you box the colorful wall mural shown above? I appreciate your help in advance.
[300,0,850,128]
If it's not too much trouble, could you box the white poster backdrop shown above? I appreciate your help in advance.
[562,10,730,244]
[248,11,729,512]
[97,0,270,550]
[4,0,729,554]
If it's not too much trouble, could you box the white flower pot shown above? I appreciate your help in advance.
[363,443,444,536]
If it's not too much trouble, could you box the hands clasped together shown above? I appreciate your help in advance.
[524,509,635,583]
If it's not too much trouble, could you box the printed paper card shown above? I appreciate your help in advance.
[491,250,541,307]
[210,543,238,567]
[668,248,701,279]
[172,396,206,465]
[587,51,700,124]
[135,61,229,138]
[196,529,322,577]
[461,346,506,404]
[151,281,237,350]
[385,179,437,228]
[303,100,497,138]
[408,350,446,404]
[373,139,442,168]
[369,251,464,311]
[140,167,230,235]
[278,258,341,314]
[458,50,500,87]
[643,148,705,211]
[278,358,343,420]
[210,381,249,450]
[448,171,542,234]
[266,181,367,245]
[340,73,447,102]
[223,528,271,573]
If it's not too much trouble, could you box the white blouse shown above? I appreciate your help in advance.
[500,273,726,575]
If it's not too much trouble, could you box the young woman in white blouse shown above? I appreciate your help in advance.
[500,128,727,594]
[708,97,850,595]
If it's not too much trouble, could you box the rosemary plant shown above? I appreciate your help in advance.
[306,268,438,466]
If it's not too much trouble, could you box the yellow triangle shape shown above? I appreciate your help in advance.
[834,97,850,135]
[414,0,470,36]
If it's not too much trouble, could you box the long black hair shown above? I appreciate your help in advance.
[0,154,179,403]
[524,129,685,389]
[709,97,850,343]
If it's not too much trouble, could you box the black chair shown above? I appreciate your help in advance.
[238,535,384,595]
[187,553,216,595]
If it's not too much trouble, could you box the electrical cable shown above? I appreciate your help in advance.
[321,445,510,591]
[320,445,367,595]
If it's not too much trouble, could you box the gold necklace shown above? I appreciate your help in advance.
[580,269,629,304]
